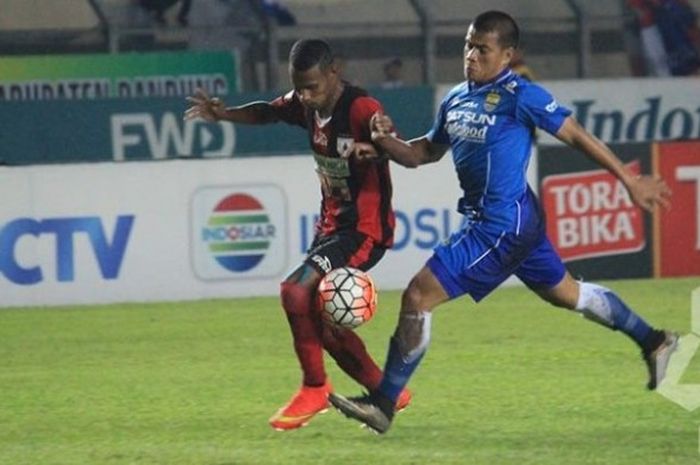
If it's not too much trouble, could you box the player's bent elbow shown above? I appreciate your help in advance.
[396,158,420,168]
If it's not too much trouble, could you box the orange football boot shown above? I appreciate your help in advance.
[395,388,412,412]
[269,381,332,431]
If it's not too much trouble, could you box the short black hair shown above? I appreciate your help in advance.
[472,10,520,49]
[289,39,334,72]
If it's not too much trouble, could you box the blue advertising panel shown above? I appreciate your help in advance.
[0,86,434,165]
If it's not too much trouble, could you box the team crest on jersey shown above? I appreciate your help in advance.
[337,136,354,156]
[314,130,328,148]
[484,91,501,112]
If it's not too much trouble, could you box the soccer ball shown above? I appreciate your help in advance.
[317,267,377,329]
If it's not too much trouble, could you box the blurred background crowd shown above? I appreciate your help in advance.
[1,0,699,93]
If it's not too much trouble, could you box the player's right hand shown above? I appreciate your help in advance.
[370,112,394,142]
[184,88,227,122]
[342,142,379,161]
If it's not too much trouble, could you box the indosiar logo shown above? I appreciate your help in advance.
[191,186,287,280]
[204,194,274,272]
[0,215,135,285]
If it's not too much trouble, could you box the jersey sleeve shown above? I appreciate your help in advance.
[426,96,450,144]
[349,96,384,142]
[270,90,307,128]
[515,83,572,135]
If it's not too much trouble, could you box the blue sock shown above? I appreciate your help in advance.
[603,290,652,346]
[377,336,425,403]
[577,282,653,347]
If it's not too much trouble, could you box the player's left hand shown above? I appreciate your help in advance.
[342,142,379,160]
[627,174,672,212]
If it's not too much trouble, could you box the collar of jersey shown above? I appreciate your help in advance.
[315,111,333,128]
[468,68,513,92]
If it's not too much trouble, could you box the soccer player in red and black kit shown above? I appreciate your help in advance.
[184,39,410,431]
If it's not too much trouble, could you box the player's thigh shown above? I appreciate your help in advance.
[304,231,384,276]
[283,262,321,287]
[514,237,577,309]
[429,226,526,303]
[534,272,579,310]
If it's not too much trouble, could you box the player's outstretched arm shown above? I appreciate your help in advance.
[555,116,671,212]
[370,113,448,168]
[184,88,279,125]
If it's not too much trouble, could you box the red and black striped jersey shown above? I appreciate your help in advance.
[270,84,395,248]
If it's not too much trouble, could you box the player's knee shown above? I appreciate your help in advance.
[401,279,425,311]
[537,275,579,310]
[320,323,340,350]
[280,280,314,316]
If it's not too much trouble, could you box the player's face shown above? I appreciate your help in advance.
[291,63,339,113]
[463,26,514,83]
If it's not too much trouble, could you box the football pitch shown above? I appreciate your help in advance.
[2,277,699,465]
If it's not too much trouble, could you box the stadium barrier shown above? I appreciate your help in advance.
[0,153,472,307]
[0,86,434,165]
[0,78,698,307]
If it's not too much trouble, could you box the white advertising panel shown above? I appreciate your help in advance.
[190,185,288,280]
[542,77,700,146]
[439,76,700,147]
[0,156,465,307]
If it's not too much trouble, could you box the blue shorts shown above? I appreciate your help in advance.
[427,211,565,303]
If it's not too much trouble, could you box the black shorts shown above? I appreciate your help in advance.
[304,231,387,276]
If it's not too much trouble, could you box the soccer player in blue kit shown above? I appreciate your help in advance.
[330,10,677,434]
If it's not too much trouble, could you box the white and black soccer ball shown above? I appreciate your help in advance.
[317,267,377,329]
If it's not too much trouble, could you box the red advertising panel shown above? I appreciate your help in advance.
[656,141,700,277]
[541,161,644,262]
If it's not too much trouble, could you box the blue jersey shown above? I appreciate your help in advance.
[427,69,571,233]
[425,69,572,301]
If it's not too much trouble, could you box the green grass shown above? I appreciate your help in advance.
[1,277,699,465]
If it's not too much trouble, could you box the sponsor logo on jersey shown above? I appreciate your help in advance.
[545,100,559,113]
[314,153,350,177]
[445,109,497,143]
[456,99,479,109]
[311,254,332,273]
[336,136,354,156]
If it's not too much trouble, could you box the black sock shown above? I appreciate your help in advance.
[641,329,666,354]
[371,390,395,420]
